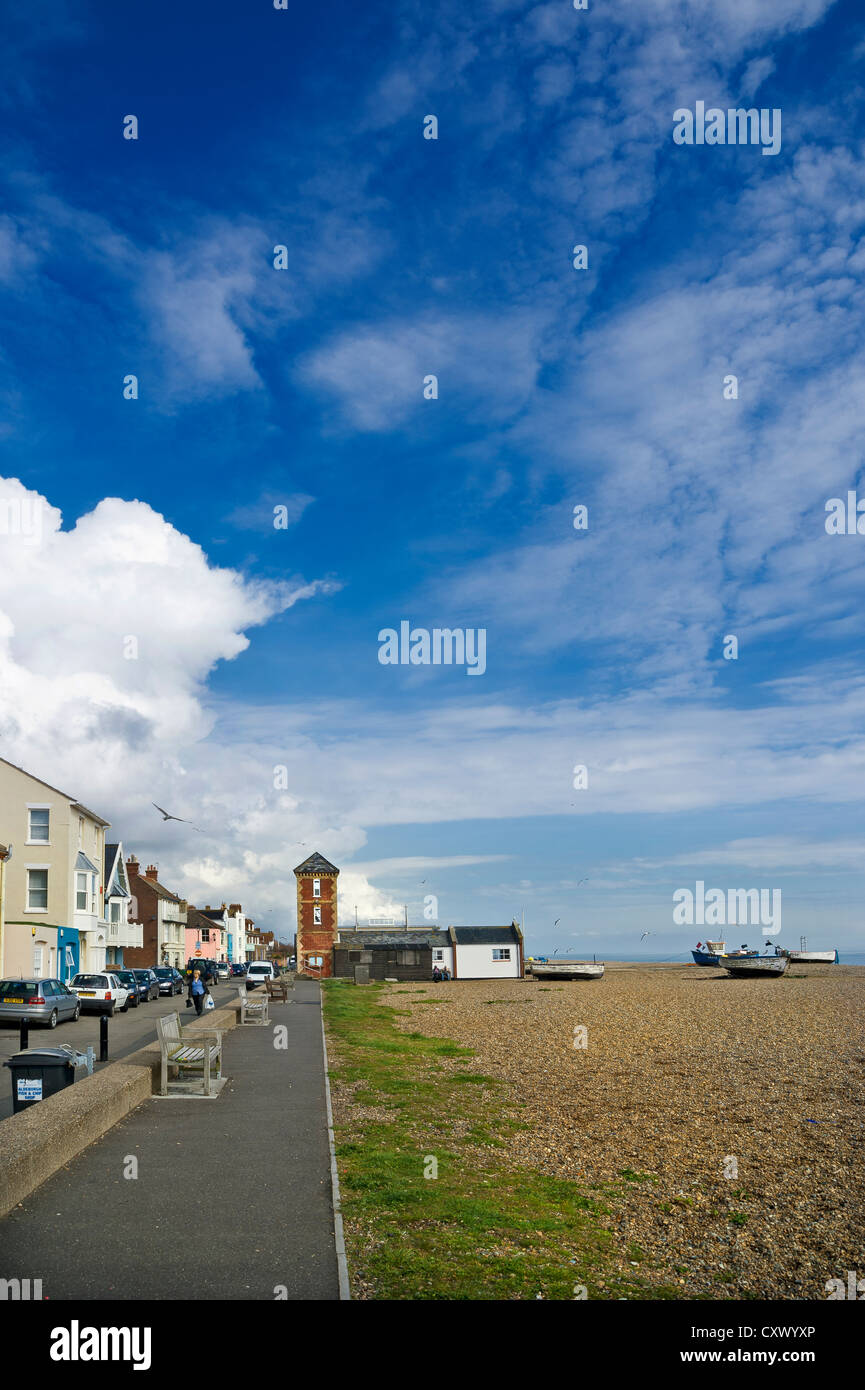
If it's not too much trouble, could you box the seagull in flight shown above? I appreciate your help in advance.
[152,803,201,832]
[577,877,589,886]
[554,919,561,928]
[640,931,652,942]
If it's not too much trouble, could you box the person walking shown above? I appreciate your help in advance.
[188,967,207,1016]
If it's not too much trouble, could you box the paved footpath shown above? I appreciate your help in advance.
[0,979,340,1300]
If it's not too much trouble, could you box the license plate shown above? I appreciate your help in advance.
[79,991,95,997]
[5,997,23,1004]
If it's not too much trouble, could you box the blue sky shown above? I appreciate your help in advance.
[1,0,864,957]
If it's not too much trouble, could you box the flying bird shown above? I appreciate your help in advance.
[152,803,201,832]
[640,931,652,942]
[577,877,589,886]
[554,919,561,928]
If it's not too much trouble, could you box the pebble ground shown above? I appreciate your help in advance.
[383,963,865,1299]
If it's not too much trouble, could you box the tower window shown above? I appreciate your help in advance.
[313,905,322,925]
[313,878,321,898]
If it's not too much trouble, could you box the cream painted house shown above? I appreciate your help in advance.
[0,757,111,978]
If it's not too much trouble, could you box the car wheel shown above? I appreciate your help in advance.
[121,997,129,1012]
[107,1002,115,1018]
[73,1003,80,1021]
[47,1008,58,1029]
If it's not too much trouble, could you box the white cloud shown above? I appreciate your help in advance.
[298,310,544,431]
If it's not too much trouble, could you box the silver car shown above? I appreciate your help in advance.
[0,978,81,1029]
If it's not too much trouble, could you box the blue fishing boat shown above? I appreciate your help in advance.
[691,940,760,966]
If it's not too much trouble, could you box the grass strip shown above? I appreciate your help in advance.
[323,979,678,1300]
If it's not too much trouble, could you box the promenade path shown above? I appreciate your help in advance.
[0,979,340,1300]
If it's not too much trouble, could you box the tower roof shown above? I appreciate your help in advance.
[294,850,340,876]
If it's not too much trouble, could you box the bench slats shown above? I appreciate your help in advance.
[157,1010,224,1095]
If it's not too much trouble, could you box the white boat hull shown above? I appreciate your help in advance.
[530,963,605,980]
[723,956,788,977]
[787,951,837,963]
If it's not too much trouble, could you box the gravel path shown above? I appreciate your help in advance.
[383,964,865,1299]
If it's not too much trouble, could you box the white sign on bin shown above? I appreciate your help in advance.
[17,1078,42,1101]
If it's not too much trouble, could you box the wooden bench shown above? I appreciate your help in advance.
[265,973,294,1002]
[156,1012,224,1097]
[237,982,269,1025]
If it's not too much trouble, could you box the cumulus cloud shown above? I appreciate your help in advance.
[0,475,333,833]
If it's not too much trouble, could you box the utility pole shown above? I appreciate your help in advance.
[404,904,408,930]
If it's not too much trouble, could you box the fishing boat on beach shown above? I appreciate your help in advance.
[722,953,788,977]
[782,937,839,964]
[691,940,760,966]
[528,959,605,980]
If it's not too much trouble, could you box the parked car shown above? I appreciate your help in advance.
[131,968,160,1002]
[245,961,278,989]
[215,961,230,980]
[288,956,296,969]
[69,972,130,1016]
[105,967,141,1007]
[229,963,247,977]
[0,977,80,1028]
[152,966,184,996]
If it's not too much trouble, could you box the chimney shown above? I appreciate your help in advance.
[145,864,159,881]
[126,855,139,874]
[205,905,211,911]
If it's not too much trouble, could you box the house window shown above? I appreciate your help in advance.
[28,807,50,842]
[313,905,322,925]
[109,901,121,923]
[78,816,84,846]
[313,878,321,898]
[27,868,48,910]
[433,949,444,962]
[398,949,419,966]
[32,947,44,977]
[76,873,87,909]
[202,928,210,942]
[492,949,511,961]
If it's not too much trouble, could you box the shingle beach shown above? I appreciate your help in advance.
[381,963,865,1299]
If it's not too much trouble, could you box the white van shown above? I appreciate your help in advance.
[245,961,277,989]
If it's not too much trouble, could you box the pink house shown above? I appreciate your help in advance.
[186,905,226,963]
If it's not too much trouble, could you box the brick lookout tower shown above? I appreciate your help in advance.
[294,851,339,977]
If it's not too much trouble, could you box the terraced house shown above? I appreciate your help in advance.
[123,856,187,971]
[0,757,111,979]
